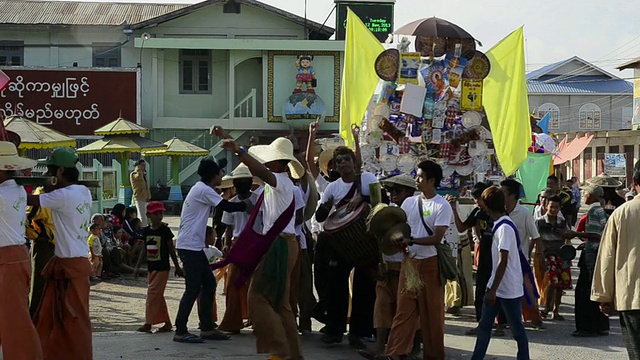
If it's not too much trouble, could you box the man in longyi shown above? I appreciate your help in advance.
[378,160,452,360]
[27,147,93,359]
[0,141,43,360]
[219,131,305,360]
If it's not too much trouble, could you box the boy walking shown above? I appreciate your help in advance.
[134,201,184,333]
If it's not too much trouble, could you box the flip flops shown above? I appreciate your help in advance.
[173,333,204,343]
[200,329,231,340]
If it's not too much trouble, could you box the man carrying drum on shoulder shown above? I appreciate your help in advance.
[0,141,43,360]
[27,147,93,359]
[314,145,377,350]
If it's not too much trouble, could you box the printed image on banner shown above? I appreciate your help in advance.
[604,153,626,177]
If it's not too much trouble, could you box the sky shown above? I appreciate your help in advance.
[65,0,638,78]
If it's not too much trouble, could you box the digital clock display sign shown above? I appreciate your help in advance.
[336,2,394,42]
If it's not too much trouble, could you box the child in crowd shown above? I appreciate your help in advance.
[88,223,103,281]
[134,201,183,333]
[535,196,572,320]
[198,226,220,328]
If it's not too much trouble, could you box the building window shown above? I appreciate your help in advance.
[0,41,24,66]
[579,103,601,130]
[180,50,211,94]
[537,102,560,129]
[92,44,121,67]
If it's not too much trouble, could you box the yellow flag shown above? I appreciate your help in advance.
[340,8,384,150]
[483,27,530,176]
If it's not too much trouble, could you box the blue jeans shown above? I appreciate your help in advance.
[472,295,530,360]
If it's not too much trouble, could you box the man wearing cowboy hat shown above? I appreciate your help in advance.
[27,146,92,359]
[217,128,305,360]
[0,141,43,360]
[218,164,262,334]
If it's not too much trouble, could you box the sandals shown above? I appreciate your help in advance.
[137,324,152,333]
[200,329,231,340]
[173,333,204,343]
[554,314,565,321]
[157,323,173,333]
[492,328,506,337]
[571,330,597,337]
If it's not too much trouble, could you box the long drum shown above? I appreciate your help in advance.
[323,202,379,266]
[13,176,102,188]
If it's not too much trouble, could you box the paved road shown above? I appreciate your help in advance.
[85,216,628,359]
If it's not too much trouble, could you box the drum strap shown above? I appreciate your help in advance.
[336,174,362,208]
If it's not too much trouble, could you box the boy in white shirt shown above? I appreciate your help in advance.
[173,156,248,343]
[471,186,529,360]
[27,146,93,359]
[0,141,43,360]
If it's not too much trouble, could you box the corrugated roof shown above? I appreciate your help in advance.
[527,79,633,94]
[527,56,619,81]
[0,0,188,26]
[617,56,640,71]
[0,0,334,38]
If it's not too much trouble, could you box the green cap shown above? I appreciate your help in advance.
[42,147,79,168]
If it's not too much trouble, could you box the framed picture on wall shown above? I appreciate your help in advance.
[267,51,341,123]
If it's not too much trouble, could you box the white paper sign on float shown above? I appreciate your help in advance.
[400,83,427,117]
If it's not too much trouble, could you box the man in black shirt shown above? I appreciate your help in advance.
[450,182,494,335]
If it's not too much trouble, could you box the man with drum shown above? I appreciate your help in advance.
[314,146,378,349]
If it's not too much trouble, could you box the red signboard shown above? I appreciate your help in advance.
[0,68,138,136]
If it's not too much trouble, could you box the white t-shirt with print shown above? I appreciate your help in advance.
[222,192,260,238]
[0,180,28,247]
[177,181,222,251]
[509,204,540,260]
[40,184,92,258]
[401,194,453,260]
[311,175,328,234]
[294,186,307,249]
[488,216,524,299]
[262,172,296,235]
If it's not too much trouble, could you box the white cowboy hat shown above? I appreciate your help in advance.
[318,145,338,176]
[218,163,264,189]
[248,137,305,179]
[0,141,37,171]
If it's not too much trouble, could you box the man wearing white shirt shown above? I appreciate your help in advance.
[382,160,451,360]
[314,146,377,349]
[174,156,248,343]
[220,132,305,360]
[0,141,42,360]
[28,146,93,359]
[471,186,529,360]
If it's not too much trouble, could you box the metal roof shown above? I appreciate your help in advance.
[0,0,187,26]
[617,56,640,71]
[526,56,631,94]
[131,0,334,37]
[527,56,620,81]
[0,0,334,38]
[527,79,633,94]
